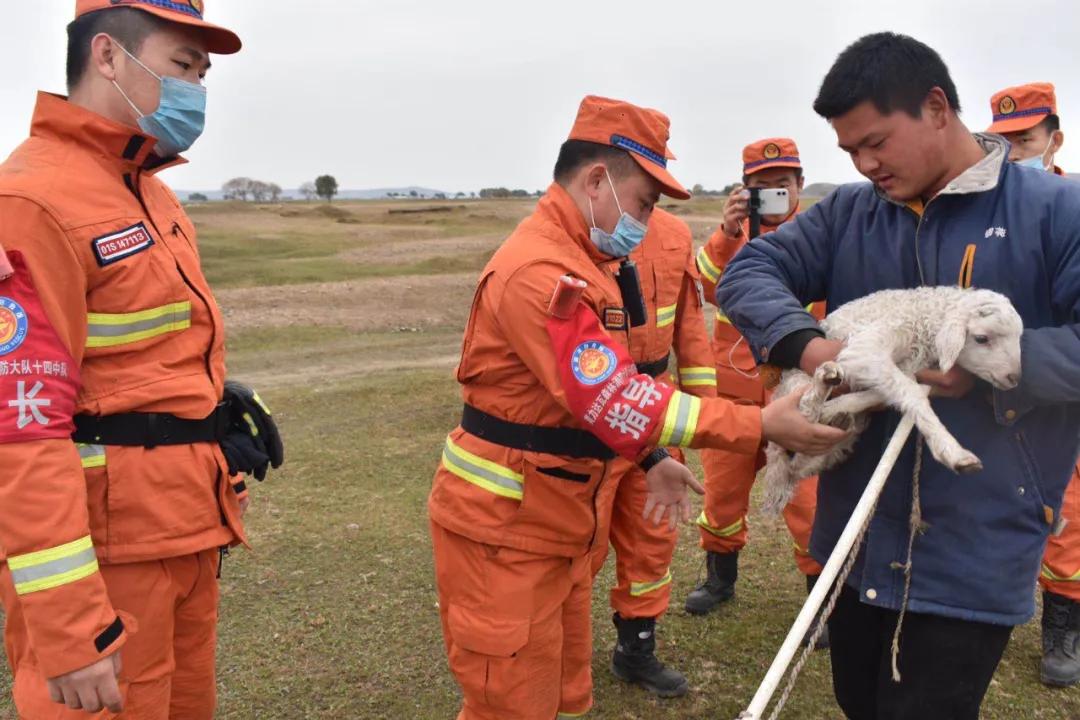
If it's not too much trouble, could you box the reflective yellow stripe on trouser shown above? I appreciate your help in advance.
[86,301,192,348]
[441,436,524,500]
[696,512,744,538]
[77,443,106,469]
[696,246,721,284]
[557,712,589,719]
[1041,564,1080,582]
[658,392,701,447]
[630,569,673,597]
[7,536,99,595]
[678,366,717,388]
[656,303,677,328]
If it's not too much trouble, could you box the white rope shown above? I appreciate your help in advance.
[738,410,919,720]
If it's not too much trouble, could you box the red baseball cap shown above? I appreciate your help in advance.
[743,138,801,175]
[75,0,241,55]
[567,95,691,200]
[987,83,1056,134]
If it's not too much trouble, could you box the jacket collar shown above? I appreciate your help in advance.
[936,133,1007,196]
[536,182,613,265]
[30,92,187,175]
[876,132,1008,207]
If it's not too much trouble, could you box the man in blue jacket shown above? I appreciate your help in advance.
[718,32,1080,719]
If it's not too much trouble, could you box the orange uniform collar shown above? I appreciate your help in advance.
[30,92,187,175]
[537,182,615,265]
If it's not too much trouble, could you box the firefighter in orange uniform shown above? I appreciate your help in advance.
[685,139,827,645]
[986,82,1080,687]
[427,97,845,720]
[587,207,717,698]
[0,2,282,717]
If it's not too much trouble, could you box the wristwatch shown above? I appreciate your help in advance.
[639,447,671,473]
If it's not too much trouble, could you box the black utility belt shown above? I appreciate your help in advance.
[71,403,230,449]
[461,405,616,460]
[636,354,670,379]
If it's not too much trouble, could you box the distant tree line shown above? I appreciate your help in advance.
[296,176,339,202]
[213,176,552,205]
[222,177,283,202]
[478,187,541,199]
[690,182,742,197]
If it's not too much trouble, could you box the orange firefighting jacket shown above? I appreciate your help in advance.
[696,214,826,402]
[0,93,245,677]
[428,183,762,558]
[628,208,717,399]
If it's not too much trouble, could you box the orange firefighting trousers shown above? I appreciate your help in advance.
[2,549,220,720]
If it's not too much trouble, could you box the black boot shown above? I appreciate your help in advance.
[801,574,831,650]
[684,551,737,615]
[1042,590,1080,687]
[610,613,689,698]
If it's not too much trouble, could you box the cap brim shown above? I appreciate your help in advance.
[632,155,691,200]
[987,114,1045,135]
[745,160,802,175]
[134,6,242,54]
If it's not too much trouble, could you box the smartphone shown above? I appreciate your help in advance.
[749,187,789,215]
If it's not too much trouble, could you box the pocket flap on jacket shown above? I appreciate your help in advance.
[447,603,530,657]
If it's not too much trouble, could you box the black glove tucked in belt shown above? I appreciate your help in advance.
[220,381,284,480]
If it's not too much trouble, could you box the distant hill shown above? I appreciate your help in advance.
[175,186,452,202]
[802,182,839,198]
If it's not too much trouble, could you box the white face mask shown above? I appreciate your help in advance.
[110,40,207,157]
[1014,136,1056,172]
[587,170,648,258]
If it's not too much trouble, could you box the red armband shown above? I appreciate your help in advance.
[0,252,80,443]
[546,300,674,459]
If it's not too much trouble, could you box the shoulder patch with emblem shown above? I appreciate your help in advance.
[91,223,155,267]
[603,307,628,331]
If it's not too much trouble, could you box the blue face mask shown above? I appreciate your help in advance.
[1013,138,1054,172]
[588,170,648,258]
[112,41,207,158]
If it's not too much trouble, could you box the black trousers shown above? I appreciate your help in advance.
[828,584,1013,720]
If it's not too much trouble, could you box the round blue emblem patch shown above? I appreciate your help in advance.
[571,341,617,386]
[0,297,28,357]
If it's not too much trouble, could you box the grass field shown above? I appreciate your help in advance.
[2,197,1078,719]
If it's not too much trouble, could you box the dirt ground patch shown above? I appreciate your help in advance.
[334,233,503,265]
[216,271,478,333]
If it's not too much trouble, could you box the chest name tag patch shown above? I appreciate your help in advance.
[92,223,155,267]
[603,307,628,331]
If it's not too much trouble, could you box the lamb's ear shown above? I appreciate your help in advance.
[935,310,968,373]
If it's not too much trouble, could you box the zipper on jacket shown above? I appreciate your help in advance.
[130,171,217,381]
[910,203,932,285]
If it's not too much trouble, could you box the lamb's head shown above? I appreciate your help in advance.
[934,289,1023,390]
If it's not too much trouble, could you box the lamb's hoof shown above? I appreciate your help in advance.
[952,452,982,475]
[819,361,844,387]
[828,413,854,431]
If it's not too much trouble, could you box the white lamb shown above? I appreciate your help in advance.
[760,286,1024,516]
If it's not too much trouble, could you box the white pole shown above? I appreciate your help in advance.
[739,411,917,720]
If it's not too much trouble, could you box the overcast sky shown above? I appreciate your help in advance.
[3,0,1076,193]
